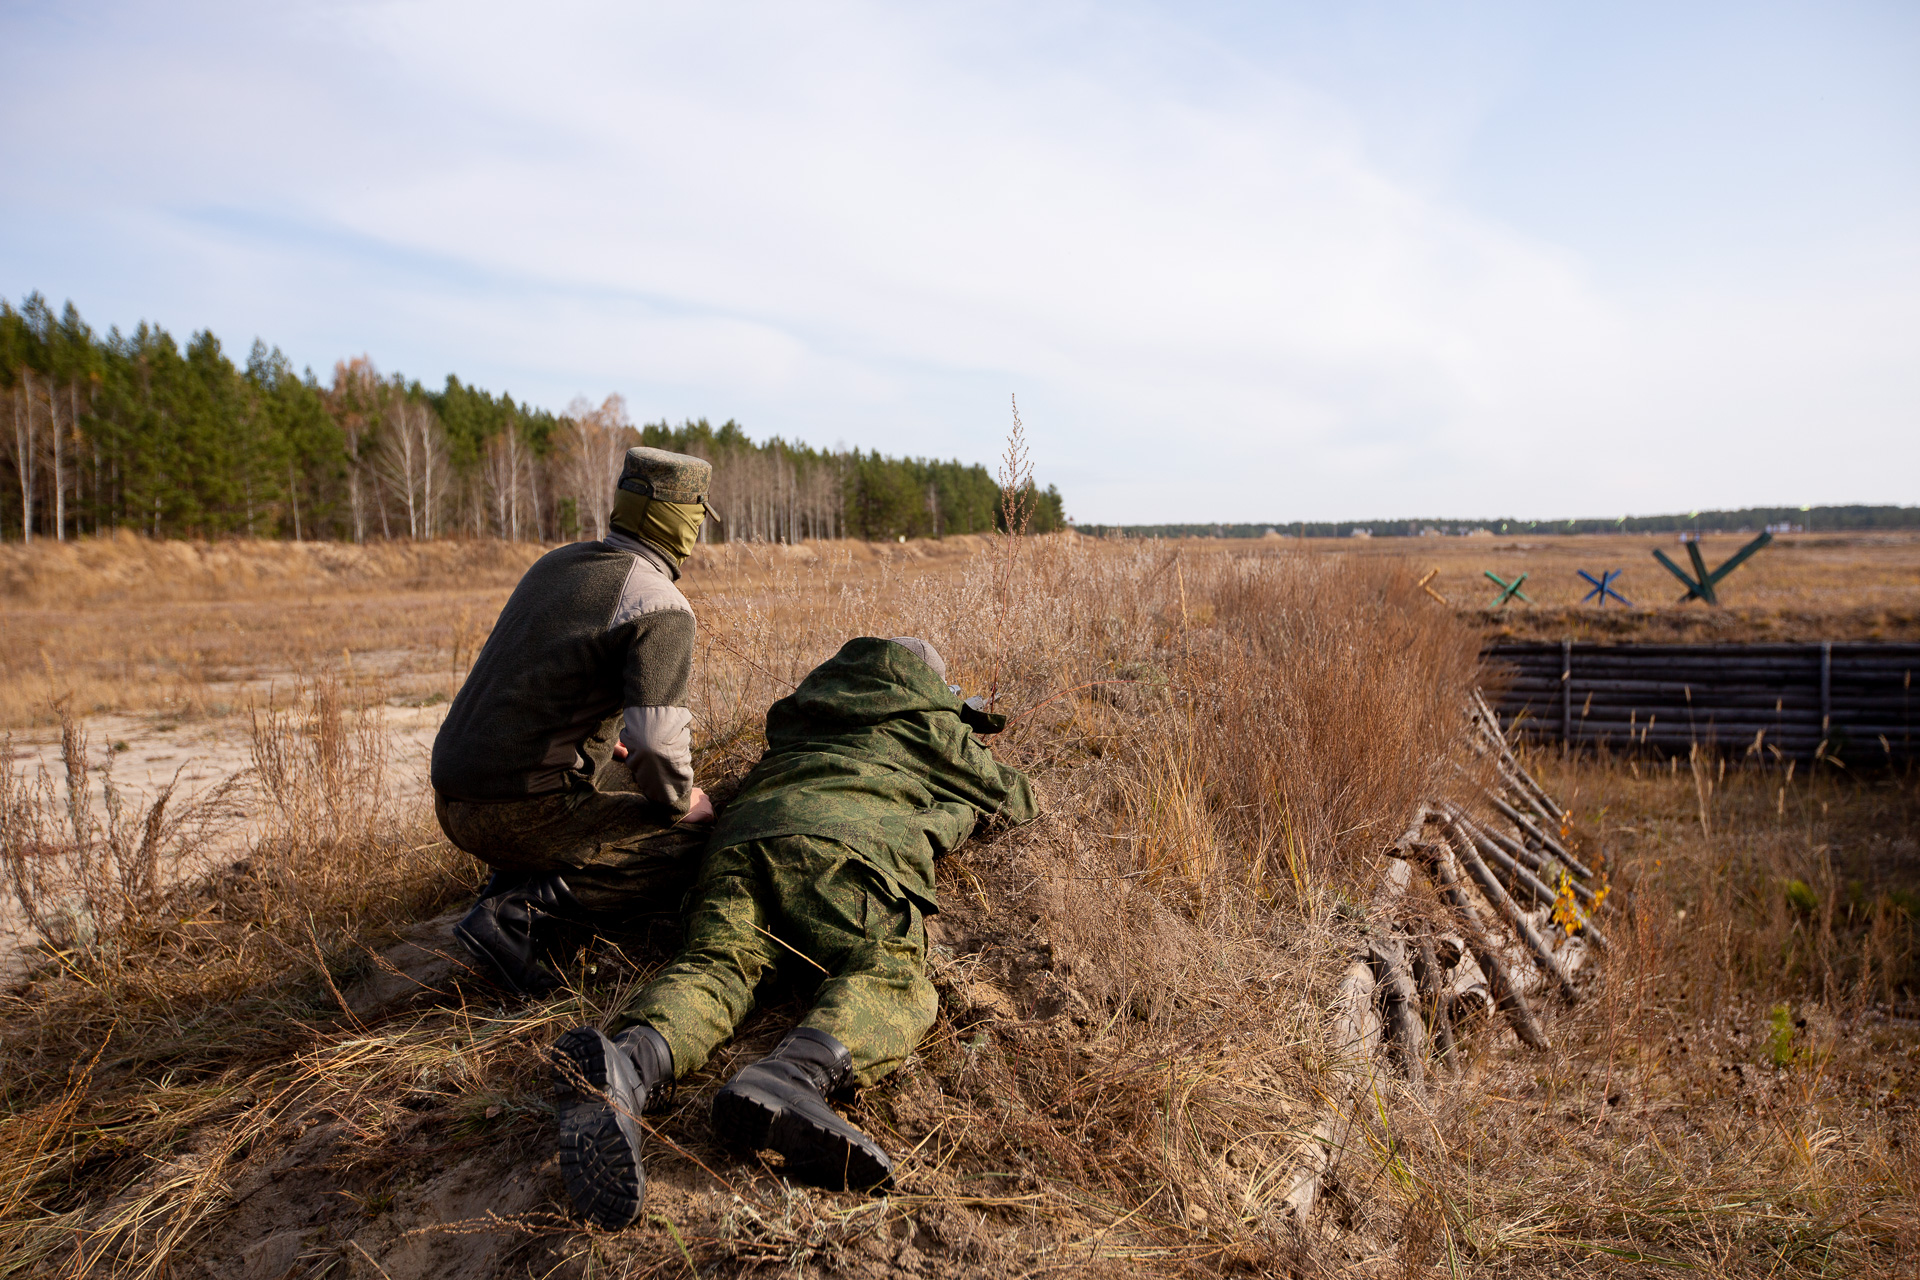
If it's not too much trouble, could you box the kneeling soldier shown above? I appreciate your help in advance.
[549,636,1037,1227]
[430,447,718,995]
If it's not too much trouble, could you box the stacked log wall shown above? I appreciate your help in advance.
[1483,641,1919,760]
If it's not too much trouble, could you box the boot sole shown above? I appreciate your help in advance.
[452,921,559,996]
[551,1028,646,1228]
[711,1080,893,1191]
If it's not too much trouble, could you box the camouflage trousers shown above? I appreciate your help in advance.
[433,790,706,916]
[435,722,708,919]
[618,835,937,1088]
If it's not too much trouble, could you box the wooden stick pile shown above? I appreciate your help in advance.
[1279,688,1611,1222]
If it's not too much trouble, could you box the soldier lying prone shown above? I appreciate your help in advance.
[548,635,1037,1226]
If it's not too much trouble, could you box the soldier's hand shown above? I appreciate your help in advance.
[683,787,715,825]
[612,741,629,761]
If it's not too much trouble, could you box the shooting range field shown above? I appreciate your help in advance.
[5,528,1917,731]
[1336,528,1920,643]
[0,532,1002,729]
[2,531,1916,1277]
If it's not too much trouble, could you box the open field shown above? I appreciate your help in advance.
[0,532,996,729]
[4,529,1917,734]
[1,532,1916,1278]
[1367,529,1920,643]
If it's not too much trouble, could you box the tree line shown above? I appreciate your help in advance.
[1091,506,1920,541]
[0,294,1065,545]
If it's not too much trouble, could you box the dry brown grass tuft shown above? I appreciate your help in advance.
[1184,556,1482,901]
[3,707,249,958]
[0,673,471,1277]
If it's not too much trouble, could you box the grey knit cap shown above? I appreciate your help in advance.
[616,446,711,504]
[888,636,947,682]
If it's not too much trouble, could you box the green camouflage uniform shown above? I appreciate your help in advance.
[619,637,1037,1085]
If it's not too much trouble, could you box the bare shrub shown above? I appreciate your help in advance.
[249,675,402,914]
[2,705,248,959]
[985,393,1035,711]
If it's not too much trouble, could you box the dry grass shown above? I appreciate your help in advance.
[0,671,471,1278]
[2,707,250,955]
[0,531,992,727]
[0,532,1914,1277]
[5,528,1915,729]
[1362,747,1920,1275]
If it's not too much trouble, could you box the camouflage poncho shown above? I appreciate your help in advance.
[708,637,1037,911]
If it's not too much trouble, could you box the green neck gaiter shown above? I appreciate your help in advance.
[610,491,706,564]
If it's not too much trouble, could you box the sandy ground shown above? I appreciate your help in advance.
[1,701,448,980]
[2,701,447,806]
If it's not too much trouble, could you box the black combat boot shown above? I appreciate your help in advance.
[452,872,584,996]
[710,1027,894,1191]
[551,1025,674,1229]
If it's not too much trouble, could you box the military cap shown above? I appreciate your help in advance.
[617,447,712,505]
[887,636,947,682]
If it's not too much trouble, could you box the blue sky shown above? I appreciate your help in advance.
[2,0,1915,523]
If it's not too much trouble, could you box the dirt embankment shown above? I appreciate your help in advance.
[1479,603,1920,643]
[4,542,1480,1277]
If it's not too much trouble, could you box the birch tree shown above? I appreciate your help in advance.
[9,374,34,542]
[328,358,382,543]
[561,394,634,541]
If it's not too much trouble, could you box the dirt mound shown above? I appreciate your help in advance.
[0,531,551,606]
[125,763,1350,1279]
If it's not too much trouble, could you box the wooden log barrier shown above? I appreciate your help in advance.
[1483,641,1918,760]
[1444,818,1581,1001]
[1415,838,1550,1051]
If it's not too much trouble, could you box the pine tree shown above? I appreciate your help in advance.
[0,296,1069,544]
